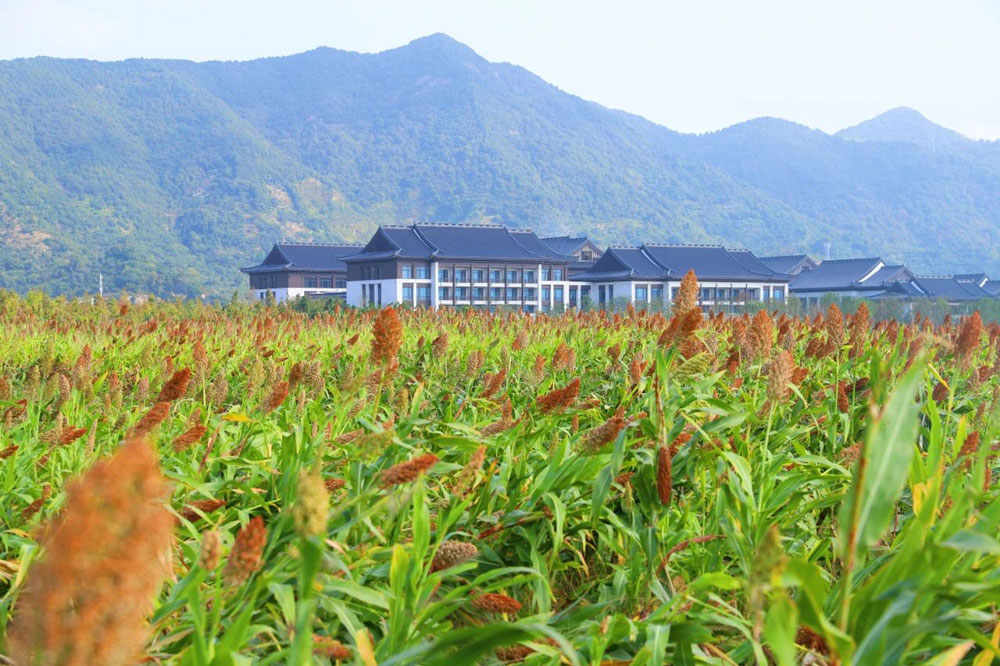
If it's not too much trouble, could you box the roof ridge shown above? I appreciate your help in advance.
[276,241,364,247]
[415,222,508,229]
[638,245,673,275]
[816,257,882,264]
[643,242,725,249]
[723,247,778,277]
[505,227,568,259]
[409,224,441,256]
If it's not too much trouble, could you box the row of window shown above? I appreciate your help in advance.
[303,276,347,289]
[633,285,665,302]
[434,287,537,302]
[400,266,566,282]
[687,286,786,301]
[396,284,581,303]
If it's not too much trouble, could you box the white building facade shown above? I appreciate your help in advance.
[240,243,360,304]
[573,245,791,311]
[343,225,575,312]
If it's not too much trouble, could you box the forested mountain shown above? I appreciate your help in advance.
[1,33,999,297]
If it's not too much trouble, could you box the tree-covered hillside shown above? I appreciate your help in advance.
[1,33,999,297]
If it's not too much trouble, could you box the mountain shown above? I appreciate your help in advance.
[1,34,999,297]
[836,107,971,150]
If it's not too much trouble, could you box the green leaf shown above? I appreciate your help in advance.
[942,530,1000,555]
[764,593,798,666]
[840,359,925,556]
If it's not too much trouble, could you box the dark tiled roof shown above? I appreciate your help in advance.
[642,244,785,281]
[955,273,990,287]
[579,247,670,281]
[789,258,884,291]
[867,281,927,299]
[540,236,590,256]
[984,281,1000,296]
[916,276,994,301]
[573,244,787,282]
[758,254,817,275]
[241,243,363,273]
[866,265,912,284]
[343,224,573,263]
[571,247,663,282]
[727,249,788,276]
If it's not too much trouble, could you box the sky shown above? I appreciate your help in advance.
[2,0,999,139]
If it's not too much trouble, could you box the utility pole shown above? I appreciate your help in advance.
[99,273,104,299]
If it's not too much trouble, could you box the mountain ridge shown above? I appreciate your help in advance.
[1,34,999,297]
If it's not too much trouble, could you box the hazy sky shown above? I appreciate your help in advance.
[2,0,999,139]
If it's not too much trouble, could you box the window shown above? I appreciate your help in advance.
[670,287,679,299]
[455,287,469,300]
[417,285,431,301]
[439,287,451,300]
[581,250,593,261]
[416,266,430,279]
[542,267,552,281]
[490,269,502,283]
[319,277,332,289]
[305,277,318,288]
[472,287,485,300]
[490,287,503,301]
[554,286,563,302]
[523,287,536,300]
[651,285,663,301]
[746,288,760,301]
[542,286,551,302]
[506,287,519,301]
[455,269,468,283]
[569,286,578,307]
[402,265,413,279]
[439,268,450,282]
[715,288,728,300]
[377,283,382,306]
[506,269,519,283]
[524,270,536,283]
[773,287,785,301]
[700,288,712,301]
[336,279,346,289]
[473,269,484,282]
[402,284,414,301]
[635,286,648,301]
[552,268,564,281]
[367,284,375,304]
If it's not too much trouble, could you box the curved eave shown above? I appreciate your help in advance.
[240,264,292,274]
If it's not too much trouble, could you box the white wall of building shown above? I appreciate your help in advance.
[580,279,789,310]
[252,287,346,304]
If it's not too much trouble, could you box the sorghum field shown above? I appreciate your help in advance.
[1,275,1000,666]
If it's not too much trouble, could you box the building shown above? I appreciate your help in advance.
[241,229,1000,312]
[240,242,363,303]
[911,276,994,304]
[789,258,916,306]
[758,254,819,276]
[571,243,791,310]
[342,224,576,311]
[540,236,604,277]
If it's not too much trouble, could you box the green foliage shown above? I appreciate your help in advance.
[3,36,1000,298]
[0,295,999,664]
